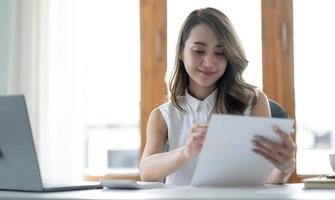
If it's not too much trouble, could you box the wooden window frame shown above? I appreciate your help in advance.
[261,0,298,183]
[139,0,167,159]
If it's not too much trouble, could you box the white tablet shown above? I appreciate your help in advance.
[191,114,294,187]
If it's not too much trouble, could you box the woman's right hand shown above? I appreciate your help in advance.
[182,123,208,161]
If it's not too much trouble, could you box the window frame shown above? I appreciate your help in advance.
[261,0,299,182]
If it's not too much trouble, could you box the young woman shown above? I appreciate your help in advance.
[139,7,296,185]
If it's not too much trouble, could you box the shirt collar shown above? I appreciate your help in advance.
[185,89,217,111]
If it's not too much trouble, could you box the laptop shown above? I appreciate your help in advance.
[0,95,101,192]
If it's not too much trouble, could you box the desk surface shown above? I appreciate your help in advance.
[1,183,335,200]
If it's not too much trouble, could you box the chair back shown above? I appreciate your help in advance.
[268,99,288,118]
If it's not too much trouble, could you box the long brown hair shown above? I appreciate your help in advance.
[169,7,257,114]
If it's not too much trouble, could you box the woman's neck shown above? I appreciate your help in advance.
[188,85,216,101]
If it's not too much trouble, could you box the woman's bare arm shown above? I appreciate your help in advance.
[139,108,189,181]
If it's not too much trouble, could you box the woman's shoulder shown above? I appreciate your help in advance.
[254,88,268,101]
[149,107,164,119]
[251,88,270,117]
[149,101,177,128]
[158,97,186,111]
[157,101,172,114]
[158,100,172,108]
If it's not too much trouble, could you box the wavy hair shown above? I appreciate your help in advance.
[169,7,258,114]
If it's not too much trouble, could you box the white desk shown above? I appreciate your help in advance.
[0,184,335,200]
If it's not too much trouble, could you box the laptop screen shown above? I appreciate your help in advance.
[0,95,44,191]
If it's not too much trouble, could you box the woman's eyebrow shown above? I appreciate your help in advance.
[192,41,207,46]
[192,41,223,48]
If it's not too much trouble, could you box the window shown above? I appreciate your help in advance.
[294,0,335,174]
[40,0,141,180]
[75,0,141,174]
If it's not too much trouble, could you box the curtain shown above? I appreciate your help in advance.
[3,0,86,182]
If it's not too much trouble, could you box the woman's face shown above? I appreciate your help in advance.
[182,23,228,92]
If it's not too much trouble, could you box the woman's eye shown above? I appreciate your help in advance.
[215,52,225,56]
[193,50,205,54]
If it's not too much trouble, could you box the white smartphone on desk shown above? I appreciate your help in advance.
[100,179,164,189]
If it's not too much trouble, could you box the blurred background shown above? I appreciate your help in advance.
[0,0,334,183]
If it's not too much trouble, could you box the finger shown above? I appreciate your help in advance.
[190,134,206,144]
[197,122,209,127]
[189,132,206,143]
[255,148,290,170]
[286,135,296,153]
[253,135,281,149]
[190,124,200,132]
[191,123,208,132]
[253,147,295,174]
[253,136,290,157]
[252,140,277,160]
[193,127,208,136]
[191,123,208,130]
[258,133,296,159]
[273,126,295,150]
[252,140,285,164]
[252,148,279,167]
[252,139,295,171]
[253,146,287,168]
[193,125,208,131]
[190,129,206,139]
[189,131,202,140]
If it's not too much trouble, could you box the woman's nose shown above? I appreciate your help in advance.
[202,54,214,67]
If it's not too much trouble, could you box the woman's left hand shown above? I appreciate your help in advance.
[252,127,296,174]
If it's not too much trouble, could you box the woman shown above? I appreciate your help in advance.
[139,7,296,185]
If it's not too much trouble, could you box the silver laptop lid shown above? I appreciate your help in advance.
[0,95,44,191]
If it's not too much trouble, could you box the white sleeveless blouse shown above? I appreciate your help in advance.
[159,89,251,185]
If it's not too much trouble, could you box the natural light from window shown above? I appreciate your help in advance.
[294,0,335,174]
[73,0,140,174]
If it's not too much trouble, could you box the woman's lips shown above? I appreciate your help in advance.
[198,69,216,76]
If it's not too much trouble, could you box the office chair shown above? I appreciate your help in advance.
[268,99,288,119]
